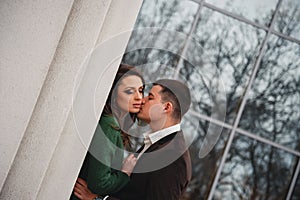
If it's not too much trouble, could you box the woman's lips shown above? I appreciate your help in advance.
[133,104,141,108]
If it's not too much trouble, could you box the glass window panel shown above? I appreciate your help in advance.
[180,117,231,199]
[123,29,186,67]
[122,0,199,80]
[214,134,298,200]
[122,49,184,84]
[239,35,300,150]
[191,7,266,124]
[136,0,198,34]
[119,0,300,199]
[205,0,279,27]
[274,0,300,40]
[178,60,227,125]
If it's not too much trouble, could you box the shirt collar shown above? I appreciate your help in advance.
[143,124,181,146]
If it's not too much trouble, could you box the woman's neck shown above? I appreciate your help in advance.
[115,112,133,132]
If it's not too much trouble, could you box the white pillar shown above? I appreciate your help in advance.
[0,0,74,193]
[0,0,143,199]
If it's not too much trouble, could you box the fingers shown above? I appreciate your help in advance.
[77,178,88,187]
[125,154,136,161]
[73,183,84,199]
[74,181,85,194]
[73,190,83,199]
[73,179,89,199]
[124,154,137,165]
[75,180,86,191]
[73,180,97,200]
[121,154,137,176]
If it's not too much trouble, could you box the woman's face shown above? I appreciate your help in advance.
[116,75,143,115]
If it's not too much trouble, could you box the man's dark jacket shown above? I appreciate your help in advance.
[112,130,191,200]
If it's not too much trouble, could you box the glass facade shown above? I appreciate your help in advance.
[122,0,300,199]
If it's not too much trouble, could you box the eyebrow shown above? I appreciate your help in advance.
[123,86,144,91]
[148,92,154,97]
[123,87,135,90]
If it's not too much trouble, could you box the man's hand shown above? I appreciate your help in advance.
[73,178,98,200]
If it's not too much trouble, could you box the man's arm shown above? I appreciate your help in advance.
[74,178,120,200]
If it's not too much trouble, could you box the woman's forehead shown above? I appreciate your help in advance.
[119,75,143,87]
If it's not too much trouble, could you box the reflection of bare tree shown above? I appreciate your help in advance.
[234,35,300,199]
[122,0,300,199]
[222,135,295,199]
[214,5,300,200]
[275,3,300,39]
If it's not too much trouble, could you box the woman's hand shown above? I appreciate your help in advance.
[73,178,98,200]
[121,154,137,176]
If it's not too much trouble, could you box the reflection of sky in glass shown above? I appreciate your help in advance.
[206,0,279,26]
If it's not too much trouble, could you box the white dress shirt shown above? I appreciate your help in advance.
[137,124,181,160]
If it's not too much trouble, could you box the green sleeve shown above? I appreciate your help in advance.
[87,154,129,195]
[87,116,130,195]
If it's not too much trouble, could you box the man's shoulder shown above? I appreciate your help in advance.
[134,130,190,173]
[152,130,185,151]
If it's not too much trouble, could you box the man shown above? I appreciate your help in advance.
[74,79,192,200]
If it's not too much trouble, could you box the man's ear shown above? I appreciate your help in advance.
[163,102,173,113]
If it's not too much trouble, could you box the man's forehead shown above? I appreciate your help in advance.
[149,85,162,94]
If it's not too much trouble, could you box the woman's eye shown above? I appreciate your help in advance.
[124,90,134,94]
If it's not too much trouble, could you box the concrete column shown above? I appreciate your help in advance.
[36,1,143,199]
[0,0,143,199]
[0,0,74,192]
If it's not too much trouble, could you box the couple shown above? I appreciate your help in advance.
[71,64,192,200]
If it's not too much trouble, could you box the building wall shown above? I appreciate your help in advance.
[0,0,143,199]
[122,0,300,199]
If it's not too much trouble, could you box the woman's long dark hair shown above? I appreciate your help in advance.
[102,64,144,148]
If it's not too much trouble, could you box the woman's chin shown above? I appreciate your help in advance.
[129,108,141,113]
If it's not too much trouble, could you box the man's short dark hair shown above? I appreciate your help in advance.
[153,79,191,120]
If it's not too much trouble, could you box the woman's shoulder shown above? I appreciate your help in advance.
[98,115,121,137]
[99,115,119,127]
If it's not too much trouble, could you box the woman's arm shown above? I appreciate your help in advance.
[87,147,130,195]
[86,119,136,195]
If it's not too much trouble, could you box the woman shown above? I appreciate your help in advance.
[71,64,144,200]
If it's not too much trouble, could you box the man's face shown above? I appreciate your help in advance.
[137,85,165,123]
